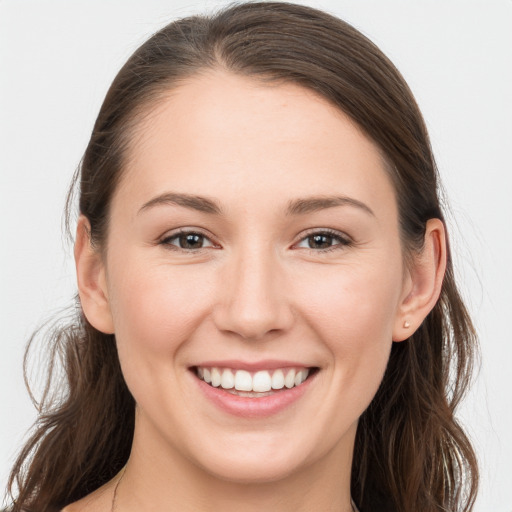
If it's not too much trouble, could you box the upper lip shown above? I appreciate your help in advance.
[191,359,315,371]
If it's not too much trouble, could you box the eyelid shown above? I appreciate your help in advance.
[159,228,220,250]
[157,227,353,253]
[292,228,353,251]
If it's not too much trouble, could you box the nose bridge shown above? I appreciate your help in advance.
[213,239,293,340]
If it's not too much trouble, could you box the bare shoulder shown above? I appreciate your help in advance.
[61,479,115,512]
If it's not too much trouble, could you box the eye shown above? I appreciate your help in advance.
[160,230,216,251]
[295,230,351,251]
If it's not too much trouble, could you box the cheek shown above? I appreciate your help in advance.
[301,260,400,327]
[106,257,219,416]
[294,257,402,373]
[107,258,215,356]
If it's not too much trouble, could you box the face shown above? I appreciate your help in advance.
[94,71,411,483]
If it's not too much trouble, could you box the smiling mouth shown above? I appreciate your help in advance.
[192,366,317,397]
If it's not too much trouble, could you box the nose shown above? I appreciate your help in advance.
[212,245,294,341]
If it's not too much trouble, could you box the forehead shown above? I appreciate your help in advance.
[114,70,396,219]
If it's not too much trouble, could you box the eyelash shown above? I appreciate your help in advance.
[294,228,353,253]
[158,228,352,253]
[159,229,218,252]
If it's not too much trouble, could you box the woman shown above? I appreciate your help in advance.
[5,2,479,511]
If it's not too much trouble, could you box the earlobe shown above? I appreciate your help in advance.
[393,218,447,342]
[74,215,115,334]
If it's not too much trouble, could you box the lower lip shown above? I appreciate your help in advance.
[193,371,316,418]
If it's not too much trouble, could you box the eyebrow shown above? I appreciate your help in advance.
[285,195,375,217]
[138,192,374,217]
[138,192,223,215]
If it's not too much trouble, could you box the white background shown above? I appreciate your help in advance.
[1,1,511,510]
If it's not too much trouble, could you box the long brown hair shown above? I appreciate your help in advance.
[6,2,478,511]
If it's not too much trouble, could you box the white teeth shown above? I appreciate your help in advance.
[295,368,309,386]
[271,369,285,390]
[211,368,222,387]
[234,370,253,391]
[196,366,312,393]
[253,371,272,392]
[221,369,234,389]
[284,369,296,389]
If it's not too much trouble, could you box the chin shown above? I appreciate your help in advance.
[188,431,326,485]
[199,453,304,484]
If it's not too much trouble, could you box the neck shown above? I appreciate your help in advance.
[115,416,356,512]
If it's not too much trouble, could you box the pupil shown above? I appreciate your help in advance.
[309,234,332,249]
[180,233,203,249]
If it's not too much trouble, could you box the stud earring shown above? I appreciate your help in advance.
[403,320,411,329]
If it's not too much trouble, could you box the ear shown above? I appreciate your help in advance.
[393,218,447,342]
[74,215,115,334]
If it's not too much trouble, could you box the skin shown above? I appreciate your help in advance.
[67,70,446,512]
